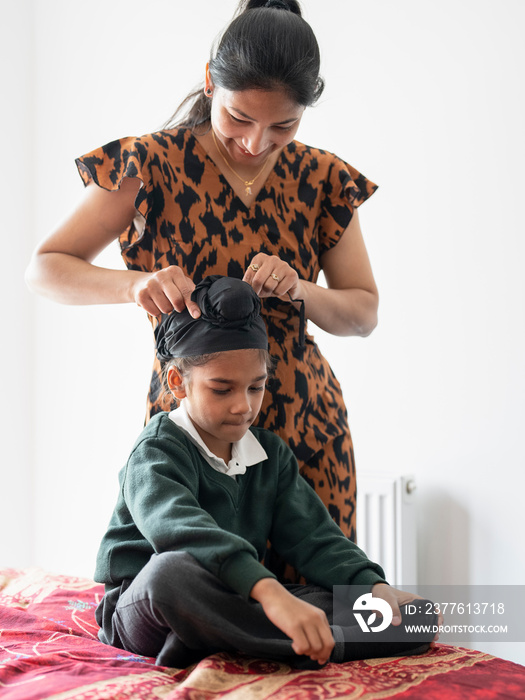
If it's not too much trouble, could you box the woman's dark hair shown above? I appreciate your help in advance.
[165,0,324,130]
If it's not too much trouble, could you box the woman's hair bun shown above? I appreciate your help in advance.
[240,0,302,16]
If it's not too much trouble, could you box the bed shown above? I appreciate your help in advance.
[1,567,524,700]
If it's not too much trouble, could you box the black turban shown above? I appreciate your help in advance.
[155,276,269,361]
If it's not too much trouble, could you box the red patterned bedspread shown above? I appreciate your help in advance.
[0,568,524,699]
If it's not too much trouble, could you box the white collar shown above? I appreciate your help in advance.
[168,400,267,478]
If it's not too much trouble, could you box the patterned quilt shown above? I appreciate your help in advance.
[1,568,524,699]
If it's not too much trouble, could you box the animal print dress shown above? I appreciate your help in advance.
[76,128,377,543]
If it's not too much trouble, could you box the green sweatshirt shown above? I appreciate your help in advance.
[95,413,386,599]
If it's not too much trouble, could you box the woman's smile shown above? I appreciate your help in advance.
[209,86,305,169]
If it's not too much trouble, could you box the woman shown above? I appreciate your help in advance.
[25,0,378,550]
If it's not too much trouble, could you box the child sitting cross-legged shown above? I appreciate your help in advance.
[94,275,437,669]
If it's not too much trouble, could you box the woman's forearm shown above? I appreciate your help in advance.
[297,209,379,337]
[25,178,147,306]
[299,280,378,337]
[25,251,148,306]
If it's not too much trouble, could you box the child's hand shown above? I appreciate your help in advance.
[371,583,443,644]
[250,578,335,665]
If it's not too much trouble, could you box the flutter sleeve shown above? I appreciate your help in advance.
[318,155,378,257]
[75,136,150,251]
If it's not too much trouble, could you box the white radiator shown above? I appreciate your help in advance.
[356,474,417,587]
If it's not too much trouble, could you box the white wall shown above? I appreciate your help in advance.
[1,0,35,567]
[4,0,524,665]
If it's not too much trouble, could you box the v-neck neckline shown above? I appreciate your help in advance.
[191,130,286,213]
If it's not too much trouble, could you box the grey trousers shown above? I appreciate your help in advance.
[96,552,434,669]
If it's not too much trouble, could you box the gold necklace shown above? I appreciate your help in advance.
[211,130,271,196]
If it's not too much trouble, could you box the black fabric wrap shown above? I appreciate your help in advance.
[155,276,269,361]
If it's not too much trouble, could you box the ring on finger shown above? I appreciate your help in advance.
[271,273,280,282]
[249,263,260,272]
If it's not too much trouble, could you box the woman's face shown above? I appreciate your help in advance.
[209,85,305,167]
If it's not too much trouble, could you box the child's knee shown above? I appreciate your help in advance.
[141,551,202,597]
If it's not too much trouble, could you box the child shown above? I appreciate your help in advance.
[95,275,435,668]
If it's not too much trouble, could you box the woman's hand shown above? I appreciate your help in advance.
[243,254,303,300]
[242,212,379,337]
[250,578,334,665]
[131,266,201,318]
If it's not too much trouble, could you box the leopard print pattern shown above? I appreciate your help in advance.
[77,128,378,542]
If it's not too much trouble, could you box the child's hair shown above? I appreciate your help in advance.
[160,349,275,407]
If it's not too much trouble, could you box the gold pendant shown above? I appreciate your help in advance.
[245,185,252,195]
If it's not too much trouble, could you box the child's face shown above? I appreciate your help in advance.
[179,349,267,461]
